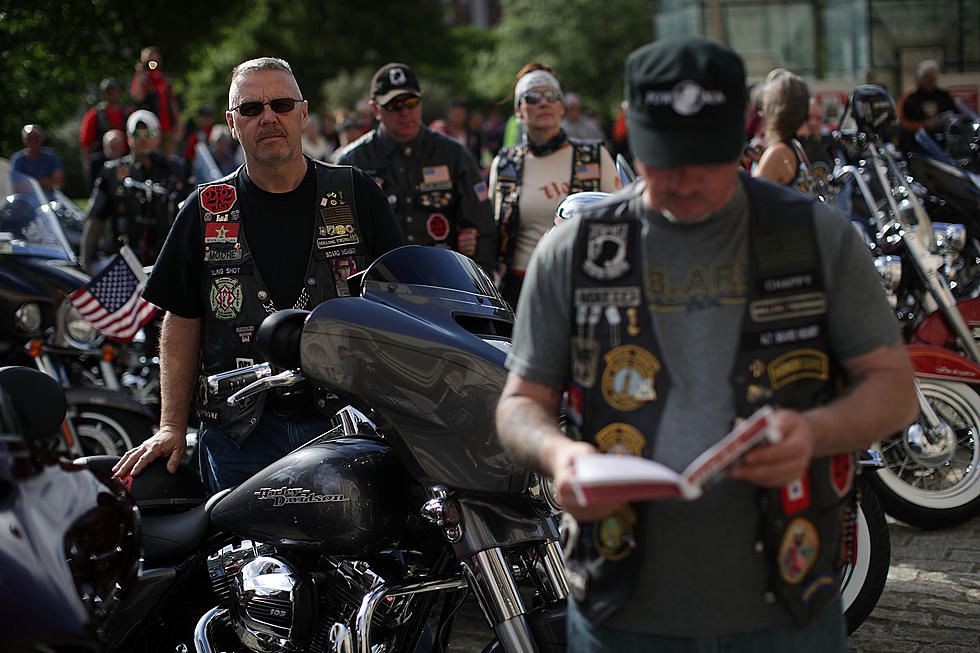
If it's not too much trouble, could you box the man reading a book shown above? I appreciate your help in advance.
[495,37,917,652]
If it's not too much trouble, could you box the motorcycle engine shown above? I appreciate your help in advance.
[208,541,405,653]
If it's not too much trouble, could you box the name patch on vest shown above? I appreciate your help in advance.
[767,349,829,389]
[749,292,827,323]
[209,276,243,319]
[573,286,642,307]
[205,247,243,262]
[601,345,660,411]
[582,223,631,280]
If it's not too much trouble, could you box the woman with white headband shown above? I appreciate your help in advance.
[490,63,620,309]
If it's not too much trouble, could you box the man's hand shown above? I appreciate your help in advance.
[546,438,624,522]
[457,228,478,256]
[112,424,187,479]
[729,408,815,487]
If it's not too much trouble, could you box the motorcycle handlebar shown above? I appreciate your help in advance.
[207,363,273,397]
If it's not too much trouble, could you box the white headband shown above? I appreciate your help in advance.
[514,70,563,110]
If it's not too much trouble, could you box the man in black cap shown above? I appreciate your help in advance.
[335,62,496,272]
[495,37,916,651]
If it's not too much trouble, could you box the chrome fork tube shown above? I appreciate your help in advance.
[537,539,569,602]
[193,607,226,653]
[462,547,539,653]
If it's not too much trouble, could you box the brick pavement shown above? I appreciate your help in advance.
[847,514,980,652]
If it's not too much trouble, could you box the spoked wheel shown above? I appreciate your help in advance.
[869,379,980,529]
[841,475,890,634]
[69,407,154,457]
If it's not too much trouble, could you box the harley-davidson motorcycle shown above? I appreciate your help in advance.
[828,86,980,529]
[0,161,155,457]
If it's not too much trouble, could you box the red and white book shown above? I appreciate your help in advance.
[570,405,781,505]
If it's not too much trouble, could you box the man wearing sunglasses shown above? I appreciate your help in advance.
[336,63,496,273]
[82,109,192,273]
[112,57,404,494]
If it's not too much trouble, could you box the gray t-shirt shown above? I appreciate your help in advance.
[506,178,899,636]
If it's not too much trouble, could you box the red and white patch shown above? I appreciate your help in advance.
[781,471,811,515]
[830,453,854,497]
[565,384,583,426]
[205,222,240,243]
[427,213,449,240]
[201,183,237,214]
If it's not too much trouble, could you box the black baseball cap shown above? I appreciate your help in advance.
[626,37,747,167]
[371,63,422,106]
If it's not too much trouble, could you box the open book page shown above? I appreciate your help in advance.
[570,405,780,506]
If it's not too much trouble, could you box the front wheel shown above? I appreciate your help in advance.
[869,379,980,529]
[70,406,154,457]
[840,475,890,634]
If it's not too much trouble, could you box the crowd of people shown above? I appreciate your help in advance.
[11,36,970,652]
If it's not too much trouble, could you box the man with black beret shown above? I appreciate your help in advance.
[495,37,916,651]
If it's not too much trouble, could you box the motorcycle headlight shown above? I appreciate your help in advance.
[874,255,902,292]
[527,472,563,518]
[932,222,966,254]
[13,302,42,334]
[58,300,102,348]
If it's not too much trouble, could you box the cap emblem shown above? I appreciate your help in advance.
[389,68,407,86]
[644,80,727,116]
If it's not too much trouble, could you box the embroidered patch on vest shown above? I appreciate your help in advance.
[421,165,451,192]
[595,506,637,561]
[778,518,819,584]
[767,349,829,389]
[209,276,243,320]
[595,422,646,456]
[205,222,240,244]
[801,573,836,605]
[571,337,600,387]
[201,183,237,213]
[573,286,642,307]
[582,223,630,280]
[748,292,827,323]
[318,194,360,249]
[204,246,243,262]
[601,345,660,411]
[781,471,811,515]
[426,213,449,240]
[830,453,854,497]
[565,384,584,426]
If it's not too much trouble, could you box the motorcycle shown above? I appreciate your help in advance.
[0,161,155,457]
[828,86,980,528]
[2,245,568,653]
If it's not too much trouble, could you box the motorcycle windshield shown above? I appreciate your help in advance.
[361,245,500,299]
[0,162,76,261]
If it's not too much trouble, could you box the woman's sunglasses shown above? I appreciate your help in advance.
[383,96,421,113]
[230,97,304,117]
[522,89,562,105]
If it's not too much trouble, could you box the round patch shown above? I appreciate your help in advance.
[201,183,237,213]
[778,518,819,584]
[209,277,243,320]
[594,506,637,561]
[426,213,449,240]
[600,345,661,411]
[595,422,646,456]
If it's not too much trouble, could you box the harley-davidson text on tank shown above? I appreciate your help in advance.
[253,486,350,506]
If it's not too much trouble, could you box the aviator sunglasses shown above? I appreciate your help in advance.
[382,95,421,112]
[230,97,304,117]
[522,89,563,105]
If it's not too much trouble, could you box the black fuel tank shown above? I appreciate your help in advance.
[210,437,410,553]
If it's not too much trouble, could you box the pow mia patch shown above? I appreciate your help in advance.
[595,422,646,456]
[582,223,630,280]
[209,277,243,320]
[778,518,819,584]
[601,345,660,411]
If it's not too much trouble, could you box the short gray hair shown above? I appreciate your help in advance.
[229,57,301,107]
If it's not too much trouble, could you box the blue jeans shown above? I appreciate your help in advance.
[198,411,333,494]
[566,597,846,653]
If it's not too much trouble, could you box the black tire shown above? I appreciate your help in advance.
[869,379,980,529]
[71,406,154,457]
[841,476,891,634]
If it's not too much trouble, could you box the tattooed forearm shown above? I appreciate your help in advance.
[496,387,564,474]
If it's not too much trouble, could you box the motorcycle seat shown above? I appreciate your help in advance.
[140,502,212,565]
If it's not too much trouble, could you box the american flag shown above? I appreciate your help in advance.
[68,246,158,342]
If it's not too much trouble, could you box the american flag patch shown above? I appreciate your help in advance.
[576,163,600,179]
[422,165,451,184]
[473,181,488,202]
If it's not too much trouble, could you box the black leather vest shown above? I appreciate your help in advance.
[565,178,853,628]
[493,140,602,270]
[196,162,365,445]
